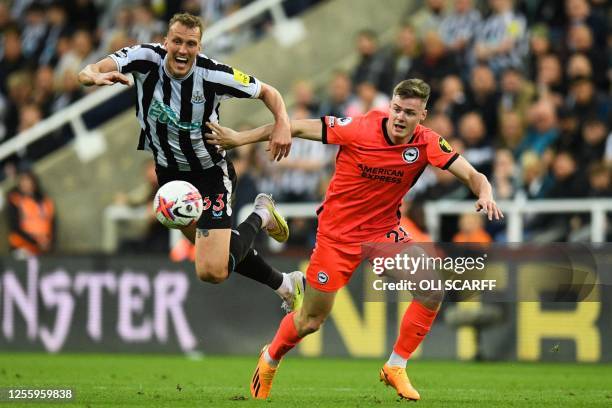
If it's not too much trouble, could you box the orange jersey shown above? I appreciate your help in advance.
[318,110,458,243]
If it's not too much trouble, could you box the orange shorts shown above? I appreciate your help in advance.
[306,225,411,292]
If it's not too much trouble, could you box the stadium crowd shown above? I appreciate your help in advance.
[2,0,611,255]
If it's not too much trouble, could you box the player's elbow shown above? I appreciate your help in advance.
[195,262,229,284]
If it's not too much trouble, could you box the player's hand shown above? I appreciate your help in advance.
[267,120,291,161]
[205,122,240,150]
[93,72,132,86]
[475,197,504,221]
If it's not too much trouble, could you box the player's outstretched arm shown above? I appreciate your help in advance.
[447,156,504,221]
[206,119,323,150]
[257,82,291,161]
[78,57,132,87]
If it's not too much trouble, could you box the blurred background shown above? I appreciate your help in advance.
[0,0,609,362]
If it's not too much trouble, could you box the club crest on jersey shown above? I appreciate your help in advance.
[402,147,419,163]
[317,271,329,284]
[191,91,204,104]
[337,117,353,126]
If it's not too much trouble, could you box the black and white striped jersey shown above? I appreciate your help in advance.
[109,43,261,171]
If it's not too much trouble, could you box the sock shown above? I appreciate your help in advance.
[386,351,408,368]
[227,213,262,271]
[267,312,302,362]
[393,301,438,360]
[234,248,284,290]
[253,207,270,228]
[275,273,292,298]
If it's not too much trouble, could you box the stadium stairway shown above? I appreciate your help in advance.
[0,0,417,254]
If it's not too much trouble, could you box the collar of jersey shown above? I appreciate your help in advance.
[382,118,416,146]
[162,55,196,81]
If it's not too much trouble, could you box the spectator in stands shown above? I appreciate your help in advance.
[318,70,354,118]
[577,118,608,165]
[351,29,385,88]
[587,162,611,197]
[432,75,470,126]
[546,151,588,198]
[515,99,559,158]
[130,4,165,44]
[0,24,26,94]
[498,110,525,153]
[378,24,419,95]
[453,213,492,243]
[51,68,84,113]
[491,148,517,200]
[518,151,553,199]
[20,3,47,65]
[411,31,458,98]
[564,76,609,126]
[535,54,565,106]
[564,24,607,89]
[526,24,551,77]
[33,65,56,117]
[424,112,455,141]
[566,53,592,81]
[564,0,607,48]
[458,112,494,176]
[55,29,96,85]
[408,0,446,40]
[38,2,71,67]
[6,169,56,256]
[345,81,389,117]
[466,64,499,136]
[471,0,528,75]
[291,79,319,117]
[554,107,581,152]
[498,67,535,120]
[439,0,480,60]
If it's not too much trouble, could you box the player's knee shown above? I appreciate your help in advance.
[195,261,229,284]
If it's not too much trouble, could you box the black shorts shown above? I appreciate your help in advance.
[155,163,237,230]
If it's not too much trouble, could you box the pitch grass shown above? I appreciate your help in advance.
[0,354,611,407]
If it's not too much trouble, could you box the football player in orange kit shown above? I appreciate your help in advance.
[206,78,503,401]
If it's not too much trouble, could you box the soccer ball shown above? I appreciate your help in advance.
[153,180,203,229]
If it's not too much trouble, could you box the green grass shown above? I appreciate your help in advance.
[0,353,611,407]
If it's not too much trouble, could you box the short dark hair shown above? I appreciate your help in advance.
[168,13,203,37]
[393,79,430,104]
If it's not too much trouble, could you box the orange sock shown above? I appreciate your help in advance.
[393,301,438,359]
[268,312,302,361]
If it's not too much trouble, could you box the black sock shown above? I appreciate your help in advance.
[235,248,284,290]
[227,212,262,271]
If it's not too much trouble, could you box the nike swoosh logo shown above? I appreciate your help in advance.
[172,207,191,218]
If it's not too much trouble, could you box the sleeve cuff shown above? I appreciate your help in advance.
[320,117,328,144]
[442,153,460,170]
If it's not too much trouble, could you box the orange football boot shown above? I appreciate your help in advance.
[380,364,421,401]
[250,345,278,400]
